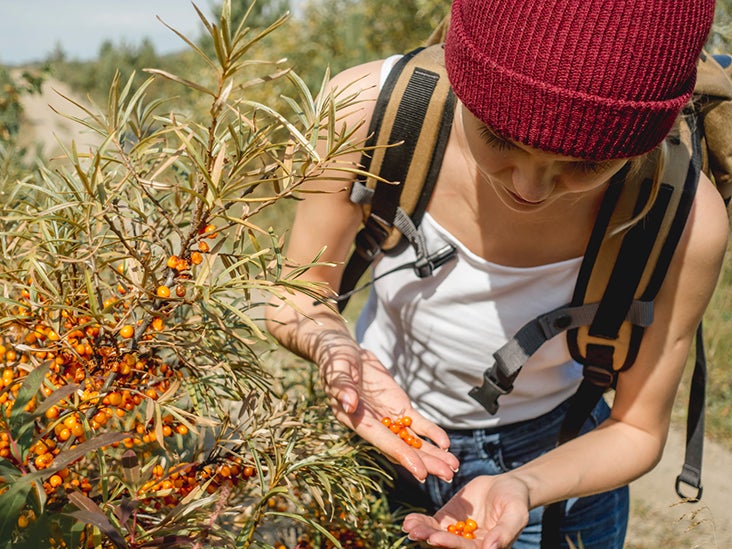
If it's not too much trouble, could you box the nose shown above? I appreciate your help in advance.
[511,161,558,203]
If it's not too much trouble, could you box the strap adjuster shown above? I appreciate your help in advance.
[469,367,512,415]
[582,365,616,388]
[354,216,390,260]
[675,464,703,501]
[412,244,457,278]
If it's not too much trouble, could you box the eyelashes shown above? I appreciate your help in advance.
[478,126,614,174]
[478,126,514,151]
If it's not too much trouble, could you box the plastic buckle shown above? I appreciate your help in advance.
[582,365,616,388]
[468,367,511,415]
[412,245,457,278]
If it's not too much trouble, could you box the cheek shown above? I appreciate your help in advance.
[560,163,628,193]
[466,141,513,175]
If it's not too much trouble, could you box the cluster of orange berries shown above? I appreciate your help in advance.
[0,305,188,502]
[446,518,479,538]
[381,415,423,449]
[137,456,259,509]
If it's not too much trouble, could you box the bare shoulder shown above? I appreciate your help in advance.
[683,173,729,271]
[322,59,388,125]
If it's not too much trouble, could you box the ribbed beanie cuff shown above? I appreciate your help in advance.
[445,0,716,160]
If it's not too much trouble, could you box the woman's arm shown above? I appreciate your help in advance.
[403,172,729,548]
[265,61,459,482]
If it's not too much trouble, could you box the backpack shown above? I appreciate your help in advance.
[337,43,732,526]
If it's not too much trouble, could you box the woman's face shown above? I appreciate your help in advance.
[460,105,629,213]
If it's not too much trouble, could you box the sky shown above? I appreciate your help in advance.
[0,1,213,66]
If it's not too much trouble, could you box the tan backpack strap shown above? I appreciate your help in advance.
[359,44,455,250]
[337,45,456,312]
[567,122,700,373]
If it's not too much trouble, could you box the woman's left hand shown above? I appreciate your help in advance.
[402,474,531,549]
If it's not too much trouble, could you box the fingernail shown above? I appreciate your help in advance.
[341,397,354,414]
[451,466,460,473]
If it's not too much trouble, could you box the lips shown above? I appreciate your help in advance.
[507,190,545,205]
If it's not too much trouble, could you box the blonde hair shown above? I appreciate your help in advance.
[610,139,669,236]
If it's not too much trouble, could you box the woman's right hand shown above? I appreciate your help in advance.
[315,330,460,483]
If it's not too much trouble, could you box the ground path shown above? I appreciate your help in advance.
[626,427,731,548]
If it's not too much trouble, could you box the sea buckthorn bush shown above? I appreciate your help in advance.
[0,2,403,548]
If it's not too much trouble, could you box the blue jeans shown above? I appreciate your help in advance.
[387,398,629,548]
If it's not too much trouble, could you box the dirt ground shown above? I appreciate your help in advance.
[18,78,732,549]
[16,76,101,158]
[626,427,731,548]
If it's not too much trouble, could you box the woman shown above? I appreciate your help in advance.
[266,0,728,547]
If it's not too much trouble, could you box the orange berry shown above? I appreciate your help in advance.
[175,285,186,298]
[156,285,171,299]
[219,465,232,478]
[411,437,423,449]
[175,259,189,271]
[464,519,478,533]
[119,325,134,339]
[198,241,210,253]
[49,474,63,487]
[175,424,189,436]
[152,317,164,331]
[190,251,203,265]
[17,514,29,528]
[107,392,123,406]
[202,224,218,238]
[400,416,413,427]
[166,255,179,269]
[381,417,392,427]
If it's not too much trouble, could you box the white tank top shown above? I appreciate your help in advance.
[356,213,584,429]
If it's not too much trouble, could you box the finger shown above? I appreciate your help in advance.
[403,515,475,548]
[478,512,526,549]
[424,531,477,548]
[402,513,441,540]
[339,411,431,480]
[414,438,460,473]
[410,413,452,451]
[322,357,361,414]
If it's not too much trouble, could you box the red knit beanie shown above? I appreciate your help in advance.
[444,0,716,160]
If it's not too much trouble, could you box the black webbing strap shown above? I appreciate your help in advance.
[588,182,670,338]
[540,345,614,549]
[337,49,424,312]
[541,116,704,546]
[675,322,705,501]
[338,48,455,312]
